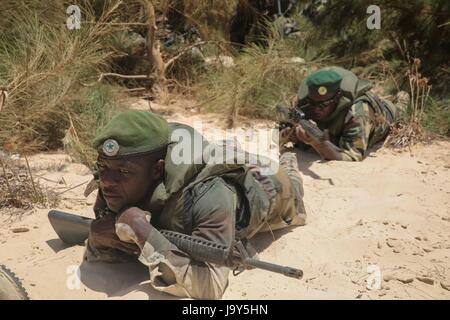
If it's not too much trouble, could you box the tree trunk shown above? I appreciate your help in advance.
[140,0,167,98]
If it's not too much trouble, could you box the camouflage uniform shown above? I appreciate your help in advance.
[285,67,405,161]
[312,91,399,161]
[85,116,306,299]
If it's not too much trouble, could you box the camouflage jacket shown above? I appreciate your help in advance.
[314,92,396,161]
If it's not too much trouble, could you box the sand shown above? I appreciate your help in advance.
[1,100,449,300]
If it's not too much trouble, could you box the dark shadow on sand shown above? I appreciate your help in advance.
[293,142,385,183]
[79,259,179,299]
[365,142,384,158]
[292,148,335,185]
[45,238,177,299]
[249,226,299,254]
[46,238,74,253]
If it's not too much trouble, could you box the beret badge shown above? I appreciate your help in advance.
[318,86,328,96]
[102,139,120,157]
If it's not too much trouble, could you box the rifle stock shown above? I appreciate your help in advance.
[48,210,92,245]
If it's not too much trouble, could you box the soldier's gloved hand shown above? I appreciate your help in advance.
[116,207,152,249]
[88,213,140,255]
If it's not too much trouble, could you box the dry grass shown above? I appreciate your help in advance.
[0,0,247,155]
[0,1,136,153]
[0,155,59,213]
[386,121,426,149]
[385,56,432,148]
[194,20,324,127]
[1,0,447,162]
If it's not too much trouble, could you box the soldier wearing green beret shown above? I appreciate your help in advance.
[280,66,408,161]
[84,110,307,299]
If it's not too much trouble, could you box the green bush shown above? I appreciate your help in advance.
[299,0,450,96]
[423,98,450,136]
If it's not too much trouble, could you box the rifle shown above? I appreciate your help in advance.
[48,210,303,280]
[276,105,326,142]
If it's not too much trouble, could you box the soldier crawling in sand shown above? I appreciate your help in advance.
[277,67,409,161]
[83,110,307,299]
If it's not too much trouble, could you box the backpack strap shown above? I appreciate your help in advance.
[182,189,194,235]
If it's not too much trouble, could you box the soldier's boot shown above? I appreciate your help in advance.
[394,91,410,121]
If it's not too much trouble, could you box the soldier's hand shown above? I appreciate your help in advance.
[280,127,296,142]
[295,124,321,146]
[116,207,152,249]
[89,213,140,255]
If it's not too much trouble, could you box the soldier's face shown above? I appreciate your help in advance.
[306,99,338,121]
[96,156,164,214]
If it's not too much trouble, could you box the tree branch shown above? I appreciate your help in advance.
[98,73,149,82]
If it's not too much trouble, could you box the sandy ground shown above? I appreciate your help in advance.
[0,100,449,300]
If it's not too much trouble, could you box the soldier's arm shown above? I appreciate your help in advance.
[299,102,372,161]
[133,177,235,299]
[308,140,346,161]
[295,125,346,161]
[336,102,373,161]
[280,126,313,152]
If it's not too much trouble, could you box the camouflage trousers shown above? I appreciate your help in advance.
[381,90,410,124]
[393,91,410,121]
[251,152,307,235]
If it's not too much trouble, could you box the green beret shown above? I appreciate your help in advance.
[305,70,343,101]
[93,110,169,158]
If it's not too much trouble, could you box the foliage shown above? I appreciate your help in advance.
[194,19,325,125]
[0,0,124,154]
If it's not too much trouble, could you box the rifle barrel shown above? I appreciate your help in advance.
[244,258,303,279]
